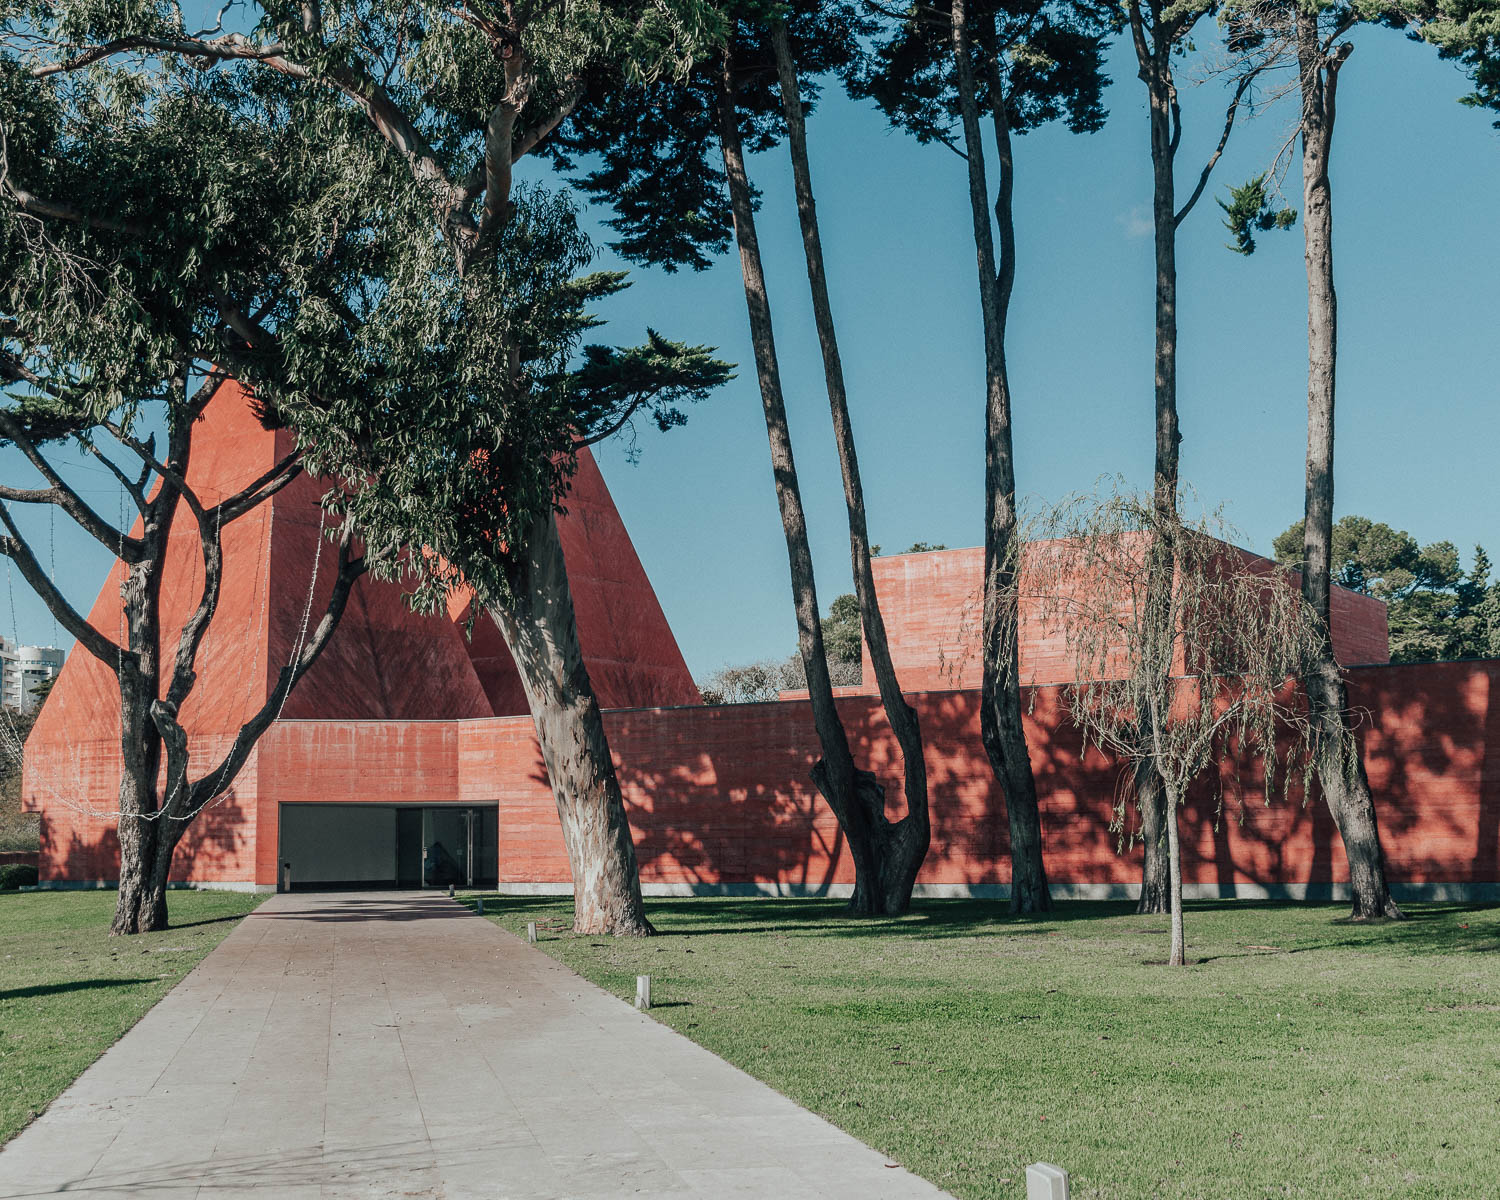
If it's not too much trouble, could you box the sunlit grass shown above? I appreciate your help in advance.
[0,888,263,1145]
[473,895,1500,1200]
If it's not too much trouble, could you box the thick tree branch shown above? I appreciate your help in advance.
[0,409,143,559]
[210,453,303,524]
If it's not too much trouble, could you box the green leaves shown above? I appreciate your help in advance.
[1217,174,1297,256]
[1272,515,1499,663]
[1417,0,1500,123]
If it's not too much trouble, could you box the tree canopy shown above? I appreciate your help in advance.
[1274,516,1500,663]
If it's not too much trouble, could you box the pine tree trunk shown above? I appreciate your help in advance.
[1295,19,1403,922]
[953,1,1050,913]
[718,49,916,914]
[1134,760,1172,913]
[770,22,930,913]
[490,508,653,936]
[1164,778,1185,966]
[1133,25,1181,913]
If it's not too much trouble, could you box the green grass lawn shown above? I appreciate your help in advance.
[0,889,263,1145]
[471,895,1500,1200]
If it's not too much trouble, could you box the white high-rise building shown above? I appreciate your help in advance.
[0,638,64,712]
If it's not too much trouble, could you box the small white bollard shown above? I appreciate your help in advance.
[476,897,485,915]
[1026,1163,1069,1200]
[526,921,537,944]
[280,861,292,893]
[634,975,651,1011]
[447,884,455,898]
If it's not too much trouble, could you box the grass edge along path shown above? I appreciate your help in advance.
[0,888,264,1146]
[469,895,1500,1200]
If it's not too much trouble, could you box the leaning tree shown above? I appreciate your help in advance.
[9,0,733,936]
[1030,491,1321,965]
[0,40,372,933]
[548,1,944,915]
[853,0,1112,912]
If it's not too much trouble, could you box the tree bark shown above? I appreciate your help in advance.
[1133,759,1172,913]
[952,1,1050,913]
[1295,16,1403,922]
[1164,777,1185,966]
[769,22,930,913]
[490,507,653,936]
[1128,8,1182,915]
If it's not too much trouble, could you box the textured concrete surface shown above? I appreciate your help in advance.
[0,892,952,1199]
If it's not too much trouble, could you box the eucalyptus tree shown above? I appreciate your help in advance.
[9,0,732,936]
[550,2,941,914]
[0,37,372,933]
[852,0,1111,912]
[1219,0,1403,920]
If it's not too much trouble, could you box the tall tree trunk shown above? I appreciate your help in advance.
[717,51,909,916]
[1131,16,1181,916]
[490,507,653,936]
[1295,18,1403,922]
[953,2,1051,913]
[769,22,931,913]
[1164,777,1185,965]
[112,564,166,936]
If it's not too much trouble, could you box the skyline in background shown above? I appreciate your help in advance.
[3,26,1496,684]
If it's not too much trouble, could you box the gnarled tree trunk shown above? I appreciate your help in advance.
[770,22,930,914]
[1295,19,1402,921]
[952,0,1050,913]
[490,507,652,936]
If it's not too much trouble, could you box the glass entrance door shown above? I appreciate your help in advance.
[417,807,498,889]
[422,807,471,889]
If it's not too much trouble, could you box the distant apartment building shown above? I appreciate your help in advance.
[0,639,64,712]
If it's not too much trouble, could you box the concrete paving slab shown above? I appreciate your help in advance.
[0,891,954,1198]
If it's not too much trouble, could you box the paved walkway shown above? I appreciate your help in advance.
[0,892,952,1199]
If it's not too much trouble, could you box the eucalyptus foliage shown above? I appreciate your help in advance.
[4,0,733,613]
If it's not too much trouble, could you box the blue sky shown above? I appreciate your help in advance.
[4,25,1496,683]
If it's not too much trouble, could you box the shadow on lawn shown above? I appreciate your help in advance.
[1,977,156,1001]
[486,894,1500,952]
[488,896,1144,939]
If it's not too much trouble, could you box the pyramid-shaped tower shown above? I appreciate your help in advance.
[24,382,698,883]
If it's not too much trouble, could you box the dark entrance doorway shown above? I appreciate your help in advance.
[278,803,499,891]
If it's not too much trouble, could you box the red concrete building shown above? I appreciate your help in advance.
[23,393,1500,900]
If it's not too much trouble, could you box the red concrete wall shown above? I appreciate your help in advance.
[29,658,1498,892]
[486,660,1498,894]
[860,543,1391,694]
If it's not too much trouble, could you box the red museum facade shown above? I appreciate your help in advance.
[23,390,1500,900]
